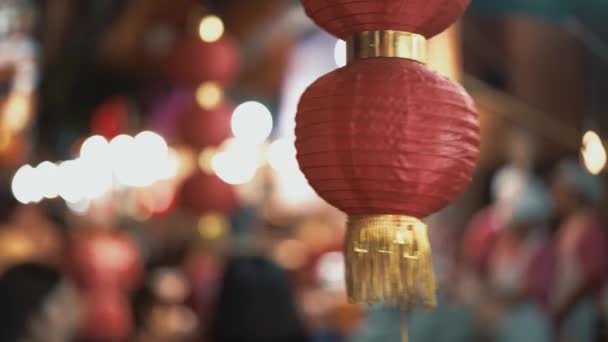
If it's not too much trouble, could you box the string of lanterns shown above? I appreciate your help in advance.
[293,1,480,335]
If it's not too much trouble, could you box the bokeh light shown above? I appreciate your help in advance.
[2,92,31,132]
[157,147,181,180]
[134,131,168,159]
[198,147,217,175]
[581,130,607,175]
[198,214,229,241]
[334,39,347,68]
[211,138,259,185]
[196,82,223,110]
[35,161,60,199]
[198,15,224,43]
[231,101,273,144]
[109,134,138,186]
[79,158,114,200]
[80,135,110,161]
[267,138,298,171]
[66,198,90,215]
[317,251,346,290]
[58,160,86,203]
[11,164,41,204]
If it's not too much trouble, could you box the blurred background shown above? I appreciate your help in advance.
[0,0,607,341]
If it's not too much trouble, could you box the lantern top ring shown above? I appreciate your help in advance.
[346,30,427,64]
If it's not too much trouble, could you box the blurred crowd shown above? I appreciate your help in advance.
[457,159,607,342]
[0,157,605,342]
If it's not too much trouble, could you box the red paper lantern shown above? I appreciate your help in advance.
[178,100,233,150]
[302,0,470,39]
[79,290,134,341]
[71,230,144,291]
[91,97,129,139]
[167,34,239,87]
[178,171,238,216]
[295,0,478,309]
[296,59,478,217]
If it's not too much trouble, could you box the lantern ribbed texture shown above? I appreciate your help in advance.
[168,34,239,86]
[295,58,479,218]
[179,100,234,149]
[301,0,470,39]
[296,0,478,315]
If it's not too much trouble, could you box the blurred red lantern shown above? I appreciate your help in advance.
[167,34,239,87]
[295,0,479,308]
[71,230,144,291]
[178,171,237,216]
[91,97,129,139]
[302,0,470,39]
[178,99,233,150]
[79,290,134,341]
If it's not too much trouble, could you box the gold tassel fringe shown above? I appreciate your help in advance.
[344,215,437,310]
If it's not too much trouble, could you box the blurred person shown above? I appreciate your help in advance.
[0,188,66,272]
[208,255,308,342]
[487,179,555,342]
[461,165,528,279]
[132,268,199,342]
[549,160,607,342]
[0,262,81,342]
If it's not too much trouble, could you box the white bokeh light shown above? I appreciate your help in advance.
[211,139,259,185]
[317,251,346,290]
[57,160,86,203]
[334,39,347,68]
[66,198,90,215]
[267,138,299,171]
[133,131,170,186]
[80,135,110,161]
[231,101,273,144]
[582,130,607,175]
[11,164,42,204]
[157,147,181,180]
[134,131,168,159]
[35,161,60,199]
[79,158,114,200]
[199,15,224,43]
[109,134,139,187]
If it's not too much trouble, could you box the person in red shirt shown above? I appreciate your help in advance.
[488,178,554,342]
[462,165,528,279]
[549,160,607,342]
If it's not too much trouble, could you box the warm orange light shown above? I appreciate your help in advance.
[2,92,31,132]
[581,130,606,175]
[196,82,223,110]
[198,214,228,241]
[428,25,461,81]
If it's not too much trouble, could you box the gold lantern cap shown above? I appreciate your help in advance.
[347,30,428,64]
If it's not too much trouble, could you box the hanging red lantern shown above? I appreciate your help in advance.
[167,34,239,87]
[91,97,129,139]
[295,0,479,310]
[178,171,238,216]
[71,230,144,291]
[301,0,469,39]
[178,99,233,150]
